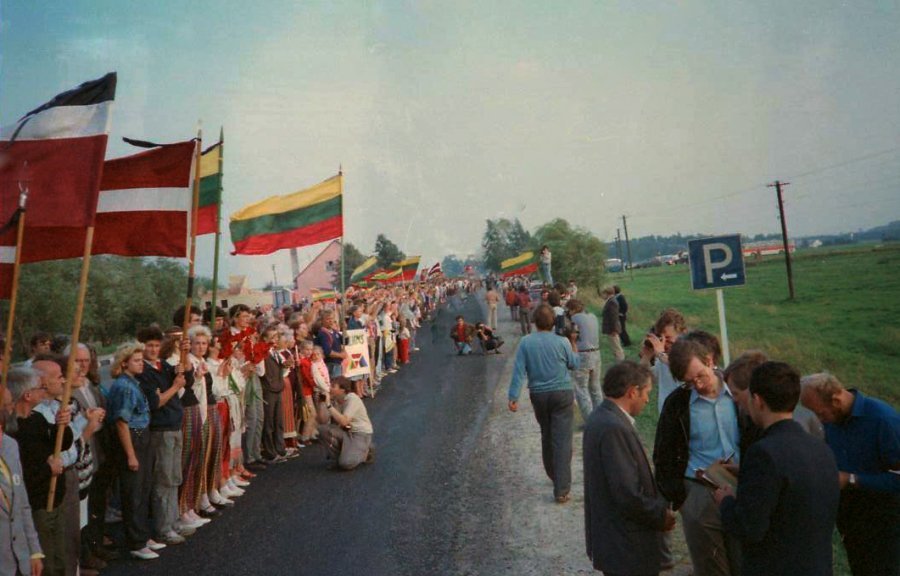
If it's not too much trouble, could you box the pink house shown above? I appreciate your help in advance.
[294,240,342,298]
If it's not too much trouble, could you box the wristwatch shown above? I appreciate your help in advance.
[325,403,333,410]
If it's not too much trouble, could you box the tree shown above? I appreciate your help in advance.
[481,217,533,272]
[332,241,367,289]
[374,234,405,269]
[534,218,607,291]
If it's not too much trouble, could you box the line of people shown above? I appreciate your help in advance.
[0,281,451,576]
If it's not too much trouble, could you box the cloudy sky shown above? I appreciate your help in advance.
[3,1,899,285]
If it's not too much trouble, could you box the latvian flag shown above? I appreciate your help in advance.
[230,173,342,256]
[8,140,196,263]
[0,73,117,298]
[427,262,442,278]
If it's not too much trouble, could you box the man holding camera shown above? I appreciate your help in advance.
[317,377,373,470]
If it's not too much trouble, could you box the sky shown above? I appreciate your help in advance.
[2,0,899,286]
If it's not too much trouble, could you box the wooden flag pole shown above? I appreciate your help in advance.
[0,181,29,400]
[181,128,203,368]
[47,225,95,511]
[209,127,224,333]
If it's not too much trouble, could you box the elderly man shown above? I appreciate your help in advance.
[9,365,74,576]
[2,371,45,576]
[584,361,676,575]
[508,304,579,503]
[800,374,900,576]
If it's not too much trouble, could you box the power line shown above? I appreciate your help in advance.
[785,145,900,181]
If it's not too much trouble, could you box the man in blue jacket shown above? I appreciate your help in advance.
[715,362,840,576]
[508,304,578,503]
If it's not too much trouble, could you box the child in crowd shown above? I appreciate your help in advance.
[311,346,331,398]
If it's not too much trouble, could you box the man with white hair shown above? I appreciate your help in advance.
[800,374,900,576]
[1,370,45,576]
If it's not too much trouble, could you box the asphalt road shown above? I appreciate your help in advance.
[104,292,504,576]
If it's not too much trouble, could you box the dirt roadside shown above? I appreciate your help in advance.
[451,304,692,576]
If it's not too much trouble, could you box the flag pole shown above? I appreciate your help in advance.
[47,224,96,511]
[209,127,223,333]
[339,165,345,298]
[181,127,203,368]
[0,178,29,400]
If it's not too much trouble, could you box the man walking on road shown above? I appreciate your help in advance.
[508,304,578,503]
[565,299,603,421]
[484,287,500,331]
[584,361,676,576]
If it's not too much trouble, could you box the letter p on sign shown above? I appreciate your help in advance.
[702,243,732,284]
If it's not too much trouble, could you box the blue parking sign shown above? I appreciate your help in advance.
[688,235,746,290]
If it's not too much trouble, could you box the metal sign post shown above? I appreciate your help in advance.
[688,235,746,366]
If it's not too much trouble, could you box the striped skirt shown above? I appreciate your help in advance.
[217,400,231,482]
[179,404,206,515]
[282,376,297,446]
[204,403,224,494]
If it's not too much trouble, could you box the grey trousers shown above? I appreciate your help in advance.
[62,468,79,576]
[261,389,285,459]
[680,480,742,576]
[519,308,532,335]
[318,424,372,470]
[150,429,183,536]
[572,350,603,421]
[243,374,264,463]
[529,389,574,499]
[487,304,498,330]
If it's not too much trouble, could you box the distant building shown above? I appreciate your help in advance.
[743,240,796,257]
[294,240,342,298]
[199,274,276,310]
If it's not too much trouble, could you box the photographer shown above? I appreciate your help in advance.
[474,323,504,354]
[639,308,688,414]
[316,377,373,470]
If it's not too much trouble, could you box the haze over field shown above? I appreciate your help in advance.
[3,1,899,283]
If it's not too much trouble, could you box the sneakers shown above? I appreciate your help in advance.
[146,539,167,551]
[130,547,159,560]
[231,475,250,487]
[220,484,243,499]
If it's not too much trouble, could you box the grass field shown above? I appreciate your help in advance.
[586,242,900,576]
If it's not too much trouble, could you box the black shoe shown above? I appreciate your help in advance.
[246,462,267,472]
[198,507,221,519]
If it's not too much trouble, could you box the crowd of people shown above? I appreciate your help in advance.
[503,284,899,576]
[0,280,453,575]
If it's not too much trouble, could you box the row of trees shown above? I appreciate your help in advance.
[480,217,608,293]
[1,257,200,358]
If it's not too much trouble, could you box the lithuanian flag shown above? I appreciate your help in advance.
[350,256,378,284]
[500,251,538,278]
[311,288,338,302]
[391,255,421,282]
[371,268,402,282]
[229,174,342,255]
[197,140,223,235]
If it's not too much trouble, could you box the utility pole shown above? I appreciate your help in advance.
[768,180,795,300]
[615,228,624,271]
[271,264,278,289]
[622,215,634,280]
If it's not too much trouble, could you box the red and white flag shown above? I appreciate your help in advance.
[9,140,196,262]
[428,262,442,278]
[0,73,117,297]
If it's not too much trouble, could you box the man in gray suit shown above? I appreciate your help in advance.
[1,370,44,576]
[584,361,675,576]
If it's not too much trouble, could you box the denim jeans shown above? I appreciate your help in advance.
[529,389,574,498]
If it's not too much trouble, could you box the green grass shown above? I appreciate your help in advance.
[589,242,900,576]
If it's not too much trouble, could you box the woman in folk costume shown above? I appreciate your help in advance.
[206,337,247,501]
[275,324,300,453]
[193,328,229,515]
[176,326,213,529]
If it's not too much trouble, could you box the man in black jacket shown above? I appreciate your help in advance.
[584,361,675,575]
[714,362,840,576]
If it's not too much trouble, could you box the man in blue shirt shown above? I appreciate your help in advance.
[508,304,578,503]
[800,373,900,576]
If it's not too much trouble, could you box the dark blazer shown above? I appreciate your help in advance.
[720,419,840,576]
[584,399,669,575]
[262,352,285,394]
[601,298,621,335]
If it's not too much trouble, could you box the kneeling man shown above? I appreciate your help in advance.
[317,377,373,470]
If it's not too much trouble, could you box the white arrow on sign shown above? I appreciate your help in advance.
[721,273,738,281]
